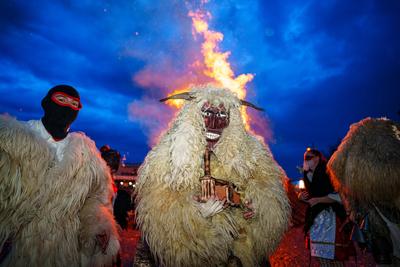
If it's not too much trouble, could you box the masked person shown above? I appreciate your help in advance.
[328,118,400,266]
[134,85,289,267]
[0,85,120,267]
[298,148,354,266]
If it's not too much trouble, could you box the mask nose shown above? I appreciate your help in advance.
[208,115,217,129]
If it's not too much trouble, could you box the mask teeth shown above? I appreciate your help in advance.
[206,132,220,140]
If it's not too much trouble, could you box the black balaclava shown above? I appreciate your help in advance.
[41,85,82,140]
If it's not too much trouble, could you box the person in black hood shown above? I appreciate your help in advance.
[41,84,82,140]
[0,85,120,266]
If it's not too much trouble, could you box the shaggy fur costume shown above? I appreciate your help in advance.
[327,117,400,262]
[328,117,400,204]
[0,116,120,267]
[135,85,290,267]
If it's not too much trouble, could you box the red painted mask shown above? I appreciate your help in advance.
[201,102,229,148]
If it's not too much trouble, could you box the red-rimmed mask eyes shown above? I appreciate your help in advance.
[51,92,82,110]
[202,109,228,119]
[201,103,229,130]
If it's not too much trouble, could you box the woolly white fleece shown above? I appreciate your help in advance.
[136,85,290,267]
[0,116,120,267]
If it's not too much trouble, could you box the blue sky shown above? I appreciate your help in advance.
[1,0,399,179]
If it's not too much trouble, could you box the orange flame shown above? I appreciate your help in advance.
[165,9,254,131]
[189,11,253,99]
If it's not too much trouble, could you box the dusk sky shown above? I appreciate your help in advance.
[1,0,399,179]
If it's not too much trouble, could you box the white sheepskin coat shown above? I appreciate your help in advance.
[0,116,120,267]
[136,85,290,267]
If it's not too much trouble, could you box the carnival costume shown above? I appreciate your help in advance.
[0,85,120,266]
[328,117,400,265]
[135,85,290,267]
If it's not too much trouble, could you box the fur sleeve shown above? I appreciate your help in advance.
[244,145,290,258]
[76,135,120,267]
[0,116,51,248]
[136,175,237,266]
[0,148,20,248]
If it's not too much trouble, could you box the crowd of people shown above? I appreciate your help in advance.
[0,84,399,267]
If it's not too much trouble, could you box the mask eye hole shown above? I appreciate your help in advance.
[51,92,82,110]
[71,101,79,108]
[216,112,227,118]
[202,110,213,117]
[55,95,67,103]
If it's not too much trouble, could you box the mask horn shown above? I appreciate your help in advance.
[240,100,264,111]
[159,92,195,102]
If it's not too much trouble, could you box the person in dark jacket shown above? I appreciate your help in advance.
[99,145,133,229]
[113,188,133,229]
[298,148,354,266]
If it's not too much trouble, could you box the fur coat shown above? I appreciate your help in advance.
[135,86,290,267]
[0,116,120,267]
[327,117,400,259]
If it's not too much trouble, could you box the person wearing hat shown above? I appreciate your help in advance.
[0,85,120,266]
[298,148,354,266]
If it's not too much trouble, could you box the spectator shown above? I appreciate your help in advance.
[113,187,133,229]
[100,145,133,230]
[100,145,121,173]
[298,148,354,266]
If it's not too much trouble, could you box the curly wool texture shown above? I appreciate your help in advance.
[327,117,400,204]
[0,116,119,267]
[136,85,290,267]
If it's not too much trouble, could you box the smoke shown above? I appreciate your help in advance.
[126,1,272,146]
[125,3,213,144]
[128,97,175,147]
[247,108,274,143]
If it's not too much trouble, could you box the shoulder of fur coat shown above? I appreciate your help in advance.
[0,115,105,172]
[0,115,54,163]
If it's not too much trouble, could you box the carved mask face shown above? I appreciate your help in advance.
[201,102,229,148]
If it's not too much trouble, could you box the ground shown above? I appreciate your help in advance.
[119,183,377,266]
[119,222,376,267]
[269,226,376,267]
